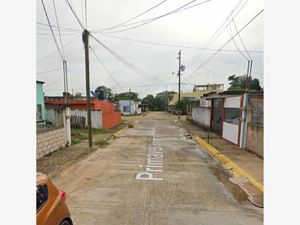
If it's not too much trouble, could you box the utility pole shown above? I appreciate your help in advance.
[178,50,181,103]
[245,60,250,91]
[83,29,93,147]
[165,84,168,112]
[129,88,131,115]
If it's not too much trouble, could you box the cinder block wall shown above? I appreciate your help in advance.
[246,124,263,158]
[37,127,66,159]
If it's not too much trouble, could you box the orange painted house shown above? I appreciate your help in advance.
[45,98,121,129]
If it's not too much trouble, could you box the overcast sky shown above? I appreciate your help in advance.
[36,0,264,98]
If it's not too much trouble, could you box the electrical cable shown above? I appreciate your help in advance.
[37,34,81,63]
[37,22,81,31]
[64,0,85,29]
[44,75,64,87]
[189,9,264,75]
[37,67,63,75]
[85,0,87,29]
[90,47,122,88]
[81,0,85,28]
[226,18,249,61]
[93,0,213,33]
[40,0,64,60]
[190,0,248,64]
[97,0,168,32]
[90,34,156,80]
[232,18,252,60]
[96,33,263,53]
[52,0,65,57]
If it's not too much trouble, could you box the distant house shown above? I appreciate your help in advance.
[36,81,46,124]
[169,84,224,106]
[119,100,141,115]
[45,96,121,129]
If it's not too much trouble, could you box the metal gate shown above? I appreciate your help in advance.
[211,99,223,136]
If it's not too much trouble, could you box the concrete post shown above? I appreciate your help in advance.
[64,107,72,146]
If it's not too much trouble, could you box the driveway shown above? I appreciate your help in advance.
[54,112,263,225]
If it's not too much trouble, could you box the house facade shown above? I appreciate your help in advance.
[191,91,263,157]
[119,100,141,115]
[169,84,224,106]
[45,97,121,129]
[36,81,46,124]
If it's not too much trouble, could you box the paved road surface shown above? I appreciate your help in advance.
[54,112,263,225]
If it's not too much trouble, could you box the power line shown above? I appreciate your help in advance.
[90,47,122,88]
[52,0,65,57]
[189,9,264,75]
[44,75,64,87]
[37,67,63,75]
[94,0,213,33]
[226,18,249,61]
[81,0,85,28]
[218,53,262,76]
[232,18,252,60]
[96,33,264,53]
[37,27,78,33]
[85,0,87,29]
[37,22,81,32]
[191,0,248,64]
[96,0,168,32]
[40,0,64,60]
[37,34,81,63]
[64,0,85,29]
[90,34,156,80]
[37,32,80,36]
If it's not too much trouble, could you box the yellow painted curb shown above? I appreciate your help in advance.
[193,135,263,193]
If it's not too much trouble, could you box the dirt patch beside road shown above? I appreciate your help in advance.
[37,119,136,179]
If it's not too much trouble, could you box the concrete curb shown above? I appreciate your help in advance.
[193,135,263,193]
[114,121,138,137]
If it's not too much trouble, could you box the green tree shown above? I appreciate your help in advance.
[114,92,139,101]
[142,94,155,110]
[227,74,262,91]
[174,97,190,115]
[91,86,114,100]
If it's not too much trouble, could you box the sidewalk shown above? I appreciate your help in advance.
[178,116,264,207]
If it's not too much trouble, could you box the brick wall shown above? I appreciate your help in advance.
[36,127,67,159]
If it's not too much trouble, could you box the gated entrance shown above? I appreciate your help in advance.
[211,98,223,136]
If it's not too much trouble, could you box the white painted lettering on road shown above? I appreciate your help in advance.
[135,144,164,181]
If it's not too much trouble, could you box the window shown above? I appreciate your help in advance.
[36,105,42,121]
[36,184,48,212]
[224,108,240,125]
[123,106,130,112]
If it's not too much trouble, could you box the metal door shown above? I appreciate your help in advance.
[211,99,223,136]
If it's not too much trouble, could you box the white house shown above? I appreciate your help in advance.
[119,100,141,115]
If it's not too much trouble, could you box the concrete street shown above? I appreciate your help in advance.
[54,112,263,225]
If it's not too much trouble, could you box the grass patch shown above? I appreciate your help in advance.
[71,139,81,145]
[95,139,109,146]
[128,123,134,128]
[79,134,88,140]
[72,128,111,135]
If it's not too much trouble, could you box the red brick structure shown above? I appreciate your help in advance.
[45,99,121,129]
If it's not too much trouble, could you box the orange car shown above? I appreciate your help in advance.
[36,173,73,225]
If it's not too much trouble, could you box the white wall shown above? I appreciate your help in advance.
[70,110,102,128]
[45,108,64,126]
[223,122,239,145]
[200,97,211,107]
[119,100,141,115]
[192,107,211,128]
[224,96,241,108]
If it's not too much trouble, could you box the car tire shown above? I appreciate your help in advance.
[60,220,71,225]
